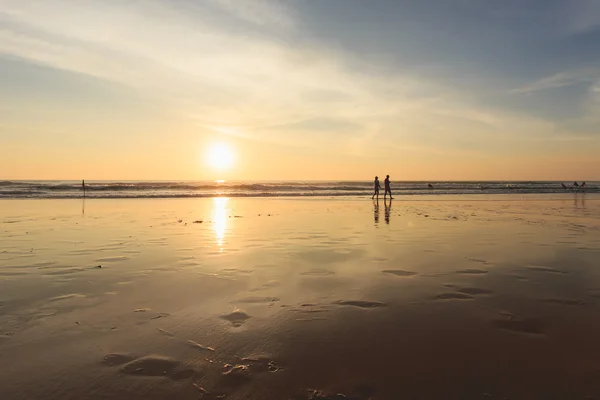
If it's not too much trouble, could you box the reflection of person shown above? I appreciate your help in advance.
[371,176,381,199]
[384,199,391,224]
[384,175,393,199]
[373,198,380,223]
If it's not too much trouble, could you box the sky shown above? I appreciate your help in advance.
[1,0,600,181]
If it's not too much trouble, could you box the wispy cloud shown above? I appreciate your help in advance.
[511,67,600,94]
[206,0,297,28]
[1,0,598,171]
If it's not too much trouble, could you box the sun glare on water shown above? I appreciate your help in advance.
[205,143,235,171]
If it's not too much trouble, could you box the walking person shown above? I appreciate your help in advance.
[384,175,393,200]
[371,176,381,199]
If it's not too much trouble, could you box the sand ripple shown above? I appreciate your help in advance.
[334,300,386,308]
[382,269,417,277]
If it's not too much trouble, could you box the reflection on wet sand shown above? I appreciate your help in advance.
[574,193,587,209]
[384,199,391,224]
[212,197,229,249]
[1,196,600,399]
[373,199,379,224]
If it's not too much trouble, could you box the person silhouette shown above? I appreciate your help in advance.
[371,176,381,199]
[384,175,393,199]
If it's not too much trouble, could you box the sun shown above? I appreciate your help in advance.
[205,143,235,171]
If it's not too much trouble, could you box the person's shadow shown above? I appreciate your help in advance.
[373,199,380,224]
[384,199,392,224]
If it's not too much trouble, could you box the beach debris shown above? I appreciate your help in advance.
[305,389,348,400]
[94,265,103,268]
[192,383,209,394]
[134,308,151,312]
[187,340,215,352]
[236,296,280,304]
[157,328,175,337]
[150,313,170,320]
[192,220,203,224]
[222,363,250,377]
[177,219,183,223]
[240,356,283,372]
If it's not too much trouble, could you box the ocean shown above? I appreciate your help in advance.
[0,180,596,199]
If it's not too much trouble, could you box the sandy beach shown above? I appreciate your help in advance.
[1,195,600,400]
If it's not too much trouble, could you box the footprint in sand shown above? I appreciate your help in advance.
[334,300,386,308]
[382,269,417,277]
[118,355,195,380]
[456,269,488,275]
[492,318,545,336]
[525,266,567,274]
[249,280,280,292]
[95,256,130,262]
[435,292,474,300]
[43,268,85,276]
[102,353,135,366]
[301,269,335,276]
[456,287,493,295]
[49,293,85,302]
[221,308,251,327]
[465,257,491,265]
[542,298,585,306]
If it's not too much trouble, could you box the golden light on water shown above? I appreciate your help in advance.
[212,197,229,249]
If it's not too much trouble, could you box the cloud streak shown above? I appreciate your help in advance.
[1,0,599,179]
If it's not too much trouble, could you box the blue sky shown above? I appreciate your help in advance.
[1,0,599,180]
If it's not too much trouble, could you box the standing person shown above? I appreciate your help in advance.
[371,176,381,199]
[384,175,393,200]
[82,179,86,198]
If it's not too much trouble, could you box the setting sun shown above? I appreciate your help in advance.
[205,143,235,171]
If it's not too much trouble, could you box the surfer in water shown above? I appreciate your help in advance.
[371,176,381,199]
[384,175,393,200]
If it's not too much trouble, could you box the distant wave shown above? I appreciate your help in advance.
[0,180,597,199]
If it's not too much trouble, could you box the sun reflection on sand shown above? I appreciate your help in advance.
[212,197,229,250]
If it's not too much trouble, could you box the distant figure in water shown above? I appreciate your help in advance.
[574,181,579,189]
[561,183,567,190]
[371,176,381,199]
[82,179,86,198]
[384,175,393,199]
[428,183,434,189]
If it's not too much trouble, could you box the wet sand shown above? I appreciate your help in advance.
[1,195,600,400]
